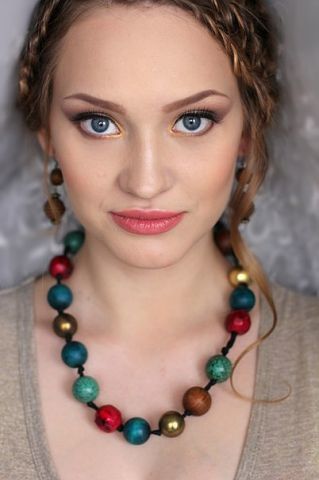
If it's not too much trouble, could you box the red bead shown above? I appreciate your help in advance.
[49,255,74,279]
[225,310,251,335]
[95,405,123,433]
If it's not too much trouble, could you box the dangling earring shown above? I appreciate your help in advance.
[43,158,66,225]
[235,155,246,182]
[235,155,255,224]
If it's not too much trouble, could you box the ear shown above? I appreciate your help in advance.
[37,128,54,156]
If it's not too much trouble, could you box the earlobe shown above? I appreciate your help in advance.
[37,128,53,156]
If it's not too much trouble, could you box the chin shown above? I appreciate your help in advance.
[112,241,189,270]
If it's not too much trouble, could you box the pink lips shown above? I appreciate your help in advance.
[110,209,185,235]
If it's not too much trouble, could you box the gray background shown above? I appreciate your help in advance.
[0,0,318,294]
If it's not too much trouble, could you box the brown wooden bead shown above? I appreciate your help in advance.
[50,168,64,186]
[43,194,66,224]
[214,228,233,255]
[183,386,212,416]
[53,312,78,338]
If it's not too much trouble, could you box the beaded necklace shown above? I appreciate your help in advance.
[47,224,255,445]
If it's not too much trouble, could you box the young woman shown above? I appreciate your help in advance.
[1,1,318,479]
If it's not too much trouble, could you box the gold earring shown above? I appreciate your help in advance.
[43,159,66,224]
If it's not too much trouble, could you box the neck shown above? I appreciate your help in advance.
[65,231,233,346]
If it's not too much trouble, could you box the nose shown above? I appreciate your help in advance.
[117,135,173,200]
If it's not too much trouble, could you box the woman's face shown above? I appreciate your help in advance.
[40,4,247,268]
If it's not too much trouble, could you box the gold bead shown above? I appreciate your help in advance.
[53,313,78,338]
[159,411,185,438]
[228,267,251,287]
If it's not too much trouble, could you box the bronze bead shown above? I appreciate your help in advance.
[228,267,251,287]
[53,312,78,338]
[183,386,212,416]
[50,167,64,186]
[159,411,185,437]
[43,194,66,224]
[214,228,233,255]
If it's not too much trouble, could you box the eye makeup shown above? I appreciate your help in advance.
[171,108,222,136]
[67,106,224,138]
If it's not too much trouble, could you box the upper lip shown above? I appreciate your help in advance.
[111,209,183,219]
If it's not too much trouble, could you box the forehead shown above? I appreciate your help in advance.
[53,5,239,104]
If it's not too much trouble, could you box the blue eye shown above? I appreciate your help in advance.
[91,118,109,133]
[173,110,219,135]
[182,116,202,131]
[73,113,120,137]
[72,108,220,138]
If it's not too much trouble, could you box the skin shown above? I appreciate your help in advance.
[37,4,254,350]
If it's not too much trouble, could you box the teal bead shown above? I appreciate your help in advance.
[61,341,88,368]
[47,284,73,310]
[229,285,256,311]
[64,230,85,255]
[72,376,99,403]
[123,417,151,445]
[205,354,232,382]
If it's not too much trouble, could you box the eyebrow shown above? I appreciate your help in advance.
[63,89,229,114]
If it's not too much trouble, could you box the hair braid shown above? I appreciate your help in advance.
[17,0,61,127]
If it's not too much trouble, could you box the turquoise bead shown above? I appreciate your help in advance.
[64,230,85,255]
[229,285,256,311]
[205,354,232,382]
[47,284,73,310]
[123,417,151,445]
[61,341,88,368]
[72,376,99,403]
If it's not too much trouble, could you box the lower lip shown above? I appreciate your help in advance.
[110,213,184,235]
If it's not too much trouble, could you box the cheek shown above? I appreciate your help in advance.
[180,113,243,213]
[187,147,237,212]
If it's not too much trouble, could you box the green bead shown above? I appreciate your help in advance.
[64,230,85,255]
[72,376,99,403]
[205,354,232,383]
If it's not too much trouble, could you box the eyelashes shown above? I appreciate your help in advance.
[70,108,222,139]
[174,109,221,135]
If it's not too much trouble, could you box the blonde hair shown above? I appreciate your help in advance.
[17,0,291,404]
